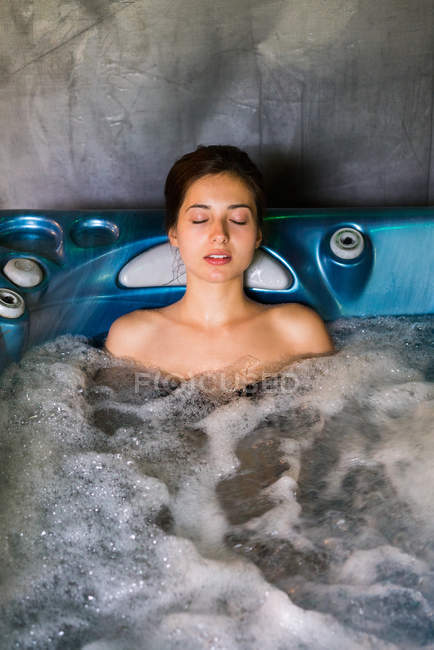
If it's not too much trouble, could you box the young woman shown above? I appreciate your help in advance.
[105,145,334,388]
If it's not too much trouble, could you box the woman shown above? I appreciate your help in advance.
[105,145,334,390]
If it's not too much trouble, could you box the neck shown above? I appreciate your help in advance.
[173,274,260,330]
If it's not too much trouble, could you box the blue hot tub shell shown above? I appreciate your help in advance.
[0,207,433,373]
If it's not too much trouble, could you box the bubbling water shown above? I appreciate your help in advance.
[0,316,432,649]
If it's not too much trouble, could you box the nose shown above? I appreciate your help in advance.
[210,220,229,242]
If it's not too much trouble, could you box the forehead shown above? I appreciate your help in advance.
[181,173,255,204]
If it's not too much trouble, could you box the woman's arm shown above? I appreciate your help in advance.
[104,314,131,357]
[104,310,153,360]
[273,303,335,357]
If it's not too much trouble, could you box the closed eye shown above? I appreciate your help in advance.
[192,220,247,225]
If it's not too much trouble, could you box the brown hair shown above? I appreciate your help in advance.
[164,145,266,235]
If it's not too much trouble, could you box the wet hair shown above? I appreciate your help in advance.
[164,144,266,235]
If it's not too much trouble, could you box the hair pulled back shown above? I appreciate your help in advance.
[164,145,266,235]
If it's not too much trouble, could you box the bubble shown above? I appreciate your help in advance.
[0,316,433,648]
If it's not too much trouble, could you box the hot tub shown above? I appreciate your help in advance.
[0,208,433,649]
[0,207,433,371]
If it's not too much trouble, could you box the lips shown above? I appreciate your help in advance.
[204,249,232,258]
[204,251,232,265]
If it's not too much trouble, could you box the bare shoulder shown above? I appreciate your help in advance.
[270,302,335,357]
[104,308,158,358]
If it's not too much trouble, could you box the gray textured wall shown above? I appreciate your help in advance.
[0,0,433,209]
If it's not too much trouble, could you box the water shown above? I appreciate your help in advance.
[0,316,433,650]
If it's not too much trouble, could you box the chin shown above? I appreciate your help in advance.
[189,269,243,284]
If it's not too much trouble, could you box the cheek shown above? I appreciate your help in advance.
[239,229,259,249]
[176,237,198,262]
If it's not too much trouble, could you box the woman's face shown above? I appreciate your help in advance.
[168,172,262,283]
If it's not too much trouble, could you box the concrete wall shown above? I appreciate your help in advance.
[0,0,433,209]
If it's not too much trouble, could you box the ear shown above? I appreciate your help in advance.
[255,228,262,248]
[168,226,178,248]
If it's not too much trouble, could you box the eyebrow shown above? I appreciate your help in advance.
[186,203,253,213]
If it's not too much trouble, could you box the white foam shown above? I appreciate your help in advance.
[335,545,429,586]
[0,316,433,648]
